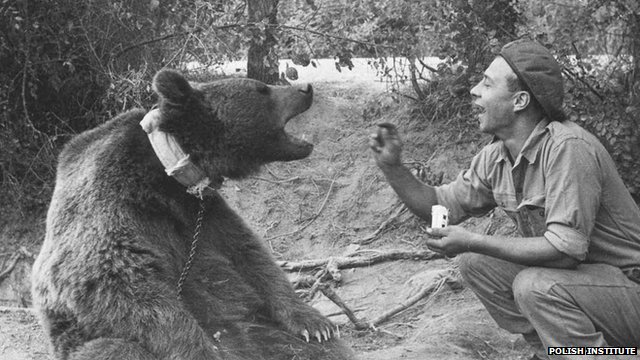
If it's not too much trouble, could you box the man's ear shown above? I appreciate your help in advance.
[513,90,531,112]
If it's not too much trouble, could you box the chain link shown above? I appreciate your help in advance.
[176,199,206,300]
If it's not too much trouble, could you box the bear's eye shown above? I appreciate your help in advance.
[256,84,270,95]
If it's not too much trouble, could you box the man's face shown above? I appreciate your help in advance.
[470,57,519,136]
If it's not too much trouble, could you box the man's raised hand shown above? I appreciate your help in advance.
[369,123,403,169]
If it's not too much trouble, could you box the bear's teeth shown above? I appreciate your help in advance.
[301,134,308,141]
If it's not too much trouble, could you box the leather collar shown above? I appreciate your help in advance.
[140,109,218,198]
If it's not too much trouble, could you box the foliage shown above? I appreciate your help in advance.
[518,0,640,198]
[278,0,639,198]
[1,0,639,216]
[0,0,247,214]
[277,0,522,122]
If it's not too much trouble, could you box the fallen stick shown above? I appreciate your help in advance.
[304,258,342,299]
[266,177,337,241]
[318,271,460,331]
[319,285,368,330]
[353,204,407,245]
[369,272,459,328]
[306,271,327,300]
[326,257,341,281]
[250,176,301,184]
[278,249,445,272]
[290,274,318,289]
[325,307,365,318]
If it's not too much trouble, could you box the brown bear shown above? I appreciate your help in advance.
[31,69,354,360]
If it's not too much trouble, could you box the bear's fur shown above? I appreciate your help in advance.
[31,69,354,360]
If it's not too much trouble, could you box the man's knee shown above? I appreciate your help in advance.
[457,252,498,287]
[513,267,559,311]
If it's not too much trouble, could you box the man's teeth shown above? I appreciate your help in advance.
[301,134,308,141]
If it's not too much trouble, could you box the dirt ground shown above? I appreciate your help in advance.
[0,78,535,360]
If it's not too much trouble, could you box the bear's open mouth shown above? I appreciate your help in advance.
[271,112,313,162]
[272,83,314,161]
[284,120,311,147]
[281,121,313,160]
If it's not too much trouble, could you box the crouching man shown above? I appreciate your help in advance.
[369,39,640,359]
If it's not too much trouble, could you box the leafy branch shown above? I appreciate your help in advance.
[112,22,397,61]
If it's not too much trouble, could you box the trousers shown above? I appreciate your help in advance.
[457,253,640,359]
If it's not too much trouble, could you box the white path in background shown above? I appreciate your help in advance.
[188,57,444,87]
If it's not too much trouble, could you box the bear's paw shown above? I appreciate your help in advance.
[276,305,337,343]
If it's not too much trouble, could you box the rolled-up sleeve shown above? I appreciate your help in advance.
[436,149,497,225]
[544,224,589,261]
[543,138,601,261]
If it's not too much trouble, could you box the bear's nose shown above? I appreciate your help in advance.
[297,83,313,95]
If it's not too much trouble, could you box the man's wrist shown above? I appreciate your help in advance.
[377,160,404,174]
[466,232,484,253]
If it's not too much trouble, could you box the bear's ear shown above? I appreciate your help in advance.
[152,69,193,106]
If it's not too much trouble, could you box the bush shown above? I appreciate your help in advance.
[522,0,640,199]
[0,0,245,214]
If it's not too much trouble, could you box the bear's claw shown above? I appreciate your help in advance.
[299,325,337,343]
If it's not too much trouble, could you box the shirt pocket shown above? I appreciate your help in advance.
[516,195,546,237]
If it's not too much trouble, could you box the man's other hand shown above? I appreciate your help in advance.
[425,226,475,257]
[369,123,403,169]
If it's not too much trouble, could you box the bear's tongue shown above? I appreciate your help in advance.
[278,110,313,160]
[285,131,312,148]
[283,119,312,147]
[278,130,313,160]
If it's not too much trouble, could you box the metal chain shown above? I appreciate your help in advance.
[176,199,206,299]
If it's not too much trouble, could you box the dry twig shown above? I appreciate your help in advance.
[266,176,337,241]
[316,269,461,331]
[0,247,33,283]
[278,249,444,272]
[319,284,368,329]
[250,176,301,184]
[353,203,407,245]
[290,274,318,289]
[303,257,342,299]
[369,271,459,328]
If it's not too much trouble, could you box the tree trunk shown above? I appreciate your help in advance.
[246,0,280,84]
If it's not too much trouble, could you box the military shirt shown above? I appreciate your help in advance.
[435,119,640,272]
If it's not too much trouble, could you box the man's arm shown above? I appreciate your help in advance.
[369,123,438,220]
[378,163,437,221]
[425,225,580,269]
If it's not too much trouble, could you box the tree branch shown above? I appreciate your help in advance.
[317,269,461,331]
[563,67,604,101]
[112,24,244,59]
[112,21,397,62]
[277,25,395,50]
[278,249,444,272]
[319,284,368,329]
[417,58,438,73]
[369,273,458,328]
[0,252,23,283]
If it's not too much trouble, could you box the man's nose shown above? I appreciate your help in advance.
[469,82,481,98]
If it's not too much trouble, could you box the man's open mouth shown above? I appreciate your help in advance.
[471,103,485,117]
